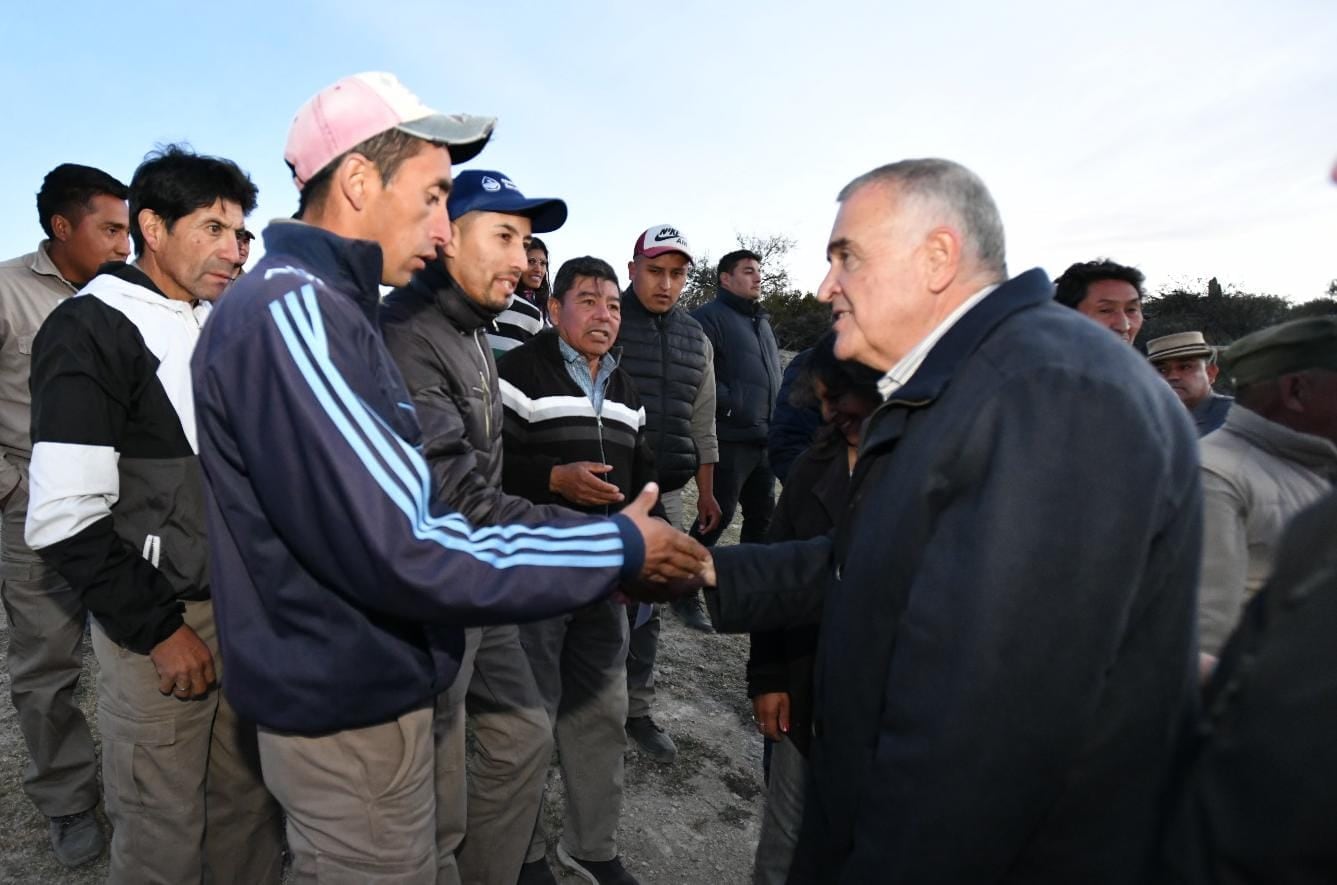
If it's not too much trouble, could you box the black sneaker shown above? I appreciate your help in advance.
[670,593,714,633]
[556,844,640,885]
[625,715,677,762]
[518,858,559,885]
[48,808,104,868]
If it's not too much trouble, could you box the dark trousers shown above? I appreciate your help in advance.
[692,441,776,547]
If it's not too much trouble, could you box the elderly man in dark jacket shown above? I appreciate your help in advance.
[703,159,1202,884]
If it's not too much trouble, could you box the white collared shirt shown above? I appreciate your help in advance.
[877,284,1000,400]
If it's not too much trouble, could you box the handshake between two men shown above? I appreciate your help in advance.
[616,482,718,603]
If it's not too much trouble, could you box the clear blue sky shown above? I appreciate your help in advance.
[5,0,1335,300]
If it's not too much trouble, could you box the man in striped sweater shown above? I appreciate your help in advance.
[498,256,662,885]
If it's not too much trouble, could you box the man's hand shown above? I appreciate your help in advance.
[696,492,723,535]
[620,483,710,591]
[150,624,216,699]
[551,462,624,506]
[753,691,791,741]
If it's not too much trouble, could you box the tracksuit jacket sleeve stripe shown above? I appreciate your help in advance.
[200,282,641,625]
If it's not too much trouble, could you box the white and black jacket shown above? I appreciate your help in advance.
[25,263,210,654]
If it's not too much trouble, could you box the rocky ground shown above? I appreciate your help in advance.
[0,486,766,884]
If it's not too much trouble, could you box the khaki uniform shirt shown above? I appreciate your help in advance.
[0,242,78,497]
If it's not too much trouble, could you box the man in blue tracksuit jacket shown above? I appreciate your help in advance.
[190,72,705,884]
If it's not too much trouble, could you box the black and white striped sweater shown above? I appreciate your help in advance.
[497,330,660,516]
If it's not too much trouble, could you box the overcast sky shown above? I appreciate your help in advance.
[4,0,1334,300]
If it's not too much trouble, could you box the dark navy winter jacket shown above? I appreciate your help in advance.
[192,221,644,734]
[692,287,782,444]
[710,269,1201,883]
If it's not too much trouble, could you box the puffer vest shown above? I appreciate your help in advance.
[615,288,709,492]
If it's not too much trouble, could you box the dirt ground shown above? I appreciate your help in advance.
[0,486,767,884]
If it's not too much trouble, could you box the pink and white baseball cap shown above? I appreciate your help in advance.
[632,224,693,262]
[284,72,496,190]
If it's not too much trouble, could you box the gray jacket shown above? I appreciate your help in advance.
[380,261,569,526]
[1197,406,1337,654]
[0,243,78,498]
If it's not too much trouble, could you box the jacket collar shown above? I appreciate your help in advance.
[808,437,852,525]
[886,268,1051,406]
[1222,405,1337,478]
[29,241,79,291]
[409,259,497,333]
[548,327,622,372]
[262,220,384,321]
[716,286,764,317]
[94,261,169,299]
[83,261,211,321]
[622,285,675,324]
[860,268,1052,454]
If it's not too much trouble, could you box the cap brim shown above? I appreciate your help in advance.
[525,198,568,234]
[397,113,496,164]
[638,245,694,263]
[469,195,568,233]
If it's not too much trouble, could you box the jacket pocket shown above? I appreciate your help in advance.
[98,706,178,811]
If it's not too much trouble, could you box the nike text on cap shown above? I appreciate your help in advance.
[632,224,694,263]
[284,72,496,190]
[447,170,568,234]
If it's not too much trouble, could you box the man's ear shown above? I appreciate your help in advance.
[1278,372,1307,414]
[443,220,463,261]
[336,154,375,212]
[50,213,74,242]
[138,208,166,254]
[1206,361,1220,384]
[547,295,561,329]
[923,226,962,294]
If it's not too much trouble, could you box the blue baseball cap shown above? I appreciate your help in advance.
[448,170,568,233]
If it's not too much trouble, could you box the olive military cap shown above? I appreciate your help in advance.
[1220,316,1337,387]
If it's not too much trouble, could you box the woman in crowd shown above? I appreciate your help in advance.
[747,333,881,885]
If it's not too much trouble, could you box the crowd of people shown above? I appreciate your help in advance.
[0,68,1334,885]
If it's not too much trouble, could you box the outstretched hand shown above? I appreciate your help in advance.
[619,483,711,598]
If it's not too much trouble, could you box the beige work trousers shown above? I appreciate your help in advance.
[91,598,282,885]
[258,705,437,884]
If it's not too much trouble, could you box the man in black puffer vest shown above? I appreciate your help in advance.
[615,225,720,761]
[690,249,782,551]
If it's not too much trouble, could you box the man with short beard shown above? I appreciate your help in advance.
[381,168,575,885]
[0,162,128,867]
[25,145,282,884]
[193,73,704,883]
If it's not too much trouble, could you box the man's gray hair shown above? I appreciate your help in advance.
[838,159,1008,278]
